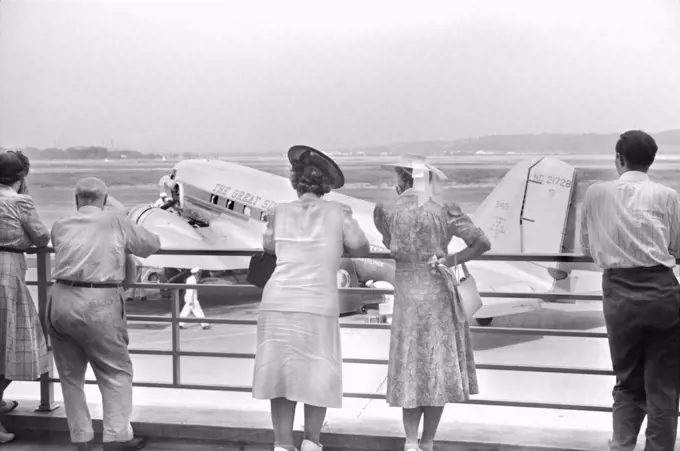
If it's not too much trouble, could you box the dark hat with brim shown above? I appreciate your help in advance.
[287,145,346,189]
[0,151,28,183]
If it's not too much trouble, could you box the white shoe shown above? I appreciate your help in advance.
[300,439,322,451]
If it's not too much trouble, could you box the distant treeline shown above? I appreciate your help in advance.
[0,146,204,160]
[5,129,680,159]
[345,130,680,156]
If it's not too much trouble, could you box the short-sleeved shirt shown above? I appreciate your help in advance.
[373,189,484,263]
[51,205,162,282]
[259,193,369,317]
[580,171,680,269]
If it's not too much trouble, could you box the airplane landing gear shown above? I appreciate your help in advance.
[475,317,493,326]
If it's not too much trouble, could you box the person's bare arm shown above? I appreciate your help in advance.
[668,191,680,259]
[341,204,370,257]
[580,188,592,257]
[19,196,51,247]
[262,206,277,254]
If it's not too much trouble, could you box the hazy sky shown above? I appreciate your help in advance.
[1,0,679,153]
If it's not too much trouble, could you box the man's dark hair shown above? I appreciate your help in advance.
[615,130,658,171]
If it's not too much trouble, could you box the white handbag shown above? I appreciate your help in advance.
[430,255,483,323]
[453,260,483,322]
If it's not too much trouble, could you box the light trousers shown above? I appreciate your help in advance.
[180,297,208,328]
[46,284,135,443]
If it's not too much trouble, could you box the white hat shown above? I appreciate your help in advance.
[380,154,448,181]
[365,280,375,287]
[190,267,199,274]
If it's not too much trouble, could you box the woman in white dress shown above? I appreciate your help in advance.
[252,145,370,451]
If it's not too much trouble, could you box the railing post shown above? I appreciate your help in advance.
[171,289,181,385]
[35,248,59,412]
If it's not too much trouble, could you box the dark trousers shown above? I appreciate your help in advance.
[603,265,680,451]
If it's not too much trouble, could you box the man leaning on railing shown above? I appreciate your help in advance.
[46,177,161,451]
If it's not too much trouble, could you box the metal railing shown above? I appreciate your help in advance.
[23,247,613,414]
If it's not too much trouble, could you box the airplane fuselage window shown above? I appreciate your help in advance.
[198,187,269,222]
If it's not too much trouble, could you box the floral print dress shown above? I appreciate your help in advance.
[373,189,485,408]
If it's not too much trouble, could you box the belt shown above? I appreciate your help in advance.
[54,279,122,288]
[604,265,672,275]
[0,246,25,254]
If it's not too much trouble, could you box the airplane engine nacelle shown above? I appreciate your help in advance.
[146,271,163,283]
[127,203,247,271]
[171,181,186,211]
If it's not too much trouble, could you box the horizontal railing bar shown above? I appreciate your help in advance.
[41,377,613,412]
[127,315,257,324]
[23,246,616,264]
[464,399,612,412]
[127,315,607,338]
[25,280,603,300]
[11,248,605,267]
[126,348,613,375]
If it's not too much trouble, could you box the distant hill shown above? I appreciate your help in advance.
[4,129,679,158]
[333,129,680,156]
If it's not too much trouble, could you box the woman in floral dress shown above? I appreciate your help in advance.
[373,155,491,451]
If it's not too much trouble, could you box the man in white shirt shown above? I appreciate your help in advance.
[179,267,211,330]
[581,130,680,451]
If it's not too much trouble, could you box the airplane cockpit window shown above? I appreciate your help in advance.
[226,200,235,210]
[243,206,251,216]
[210,194,219,205]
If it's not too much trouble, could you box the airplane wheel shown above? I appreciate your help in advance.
[475,317,493,326]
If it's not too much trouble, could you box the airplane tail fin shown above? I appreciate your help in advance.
[450,156,579,299]
[472,156,577,255]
